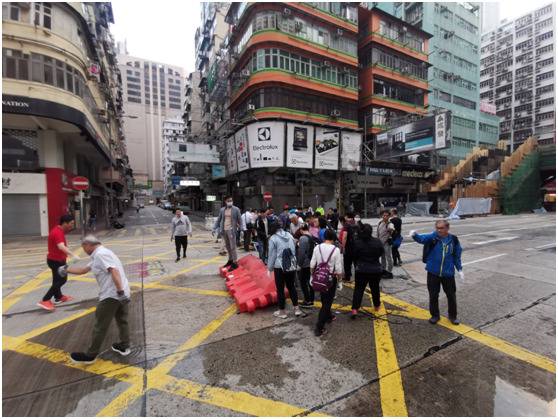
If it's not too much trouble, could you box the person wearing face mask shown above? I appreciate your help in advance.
[213,196,242,271]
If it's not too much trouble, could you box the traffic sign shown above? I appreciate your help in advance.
[72,176,89,191]
[263,192,272,202]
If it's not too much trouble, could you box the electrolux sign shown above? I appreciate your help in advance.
[246,121,285,168]
[376,111,451,160]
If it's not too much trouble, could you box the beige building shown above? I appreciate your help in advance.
[117,48,185,197]
[2,2,130,236]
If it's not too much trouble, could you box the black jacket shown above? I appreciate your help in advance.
[391,216,402,237]
[255,218,269,240]
[353,237,384,274]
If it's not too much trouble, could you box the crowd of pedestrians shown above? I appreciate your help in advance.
[215,200,464,336]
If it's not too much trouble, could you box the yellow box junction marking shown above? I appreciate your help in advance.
[372,301,408,416]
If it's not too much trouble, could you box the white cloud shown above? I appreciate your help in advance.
[110,0,201,73]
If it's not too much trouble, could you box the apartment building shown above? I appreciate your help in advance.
[480,3,555,147]
[117,48,184,197]
[162,117,186,195]
[2,2,131,236]
[386,2,501,164]
[183,71,203,141]
[224,2,362,209]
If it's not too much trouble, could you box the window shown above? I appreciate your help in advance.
[127,82,141,90]
[536,71,554,82]
[479,123,498,135]
[536,44,553,56]
[453,95,476,110]
[534,5,552,17]
[438,90,451,102]
[2,129,39,171]
[127,89,141,97]
[169,104,181,109]
[2,3,21,21]
[127,76,140,83]
[453,116,475,129]
[536,84,554,95]
[536,111,554,122]
[536,57,554,69]
[536,98,554,108]
[128,97,141,103]
[178,144,187,152]
[373,78,424,106]
[34,2,52,29]
[364,47,428,80]
[535,18,552,30]
[536,31,553,42]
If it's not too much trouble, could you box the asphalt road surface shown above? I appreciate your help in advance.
[2,207,556,416]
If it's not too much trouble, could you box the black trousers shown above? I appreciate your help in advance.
[274,269,298,310]
[43,259,67,301]
[298,267,314,303]
[316,278,338,331]
[392,246,401,265]
[175,235,188,257]
[427,272,457,319]
[343,252,354,281]
[243,228,253,251]
[352,271,382,309]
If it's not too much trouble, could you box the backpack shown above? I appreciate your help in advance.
[422,235,460,263]
[311,245,337,292]
[281,247,297,272]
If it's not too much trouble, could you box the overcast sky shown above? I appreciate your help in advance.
[109,0,553,75]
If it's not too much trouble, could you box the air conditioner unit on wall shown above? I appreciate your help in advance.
[330,109,341,117]
[241,69,250,77]
[247,103,255,111]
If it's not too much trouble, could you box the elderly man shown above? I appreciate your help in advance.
[410,220,464,325]
[171,209,192,262]
[62,235,131,364]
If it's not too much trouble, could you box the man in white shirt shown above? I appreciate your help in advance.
[241,208,255,251]
[310,229,343,336]
[377,210,395,278]
[171,209,192,262]
[63,235,131,364]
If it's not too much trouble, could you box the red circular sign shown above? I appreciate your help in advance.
[263,192,272,202]
[72,176,89,191]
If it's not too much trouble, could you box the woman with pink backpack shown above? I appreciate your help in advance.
[310,229,343,336]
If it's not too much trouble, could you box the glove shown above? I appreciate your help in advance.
[337,281,343,291]
[458,271,464,281]
[409,230,417,237]
[57,265,68,278]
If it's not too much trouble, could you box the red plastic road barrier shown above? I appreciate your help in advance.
[220,255,289,313]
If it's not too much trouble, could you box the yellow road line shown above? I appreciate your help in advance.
[98,304,237,416]
[373,302,408,416]
[4,335,324,417]
[18,307,97,341]
[379,292,555,373]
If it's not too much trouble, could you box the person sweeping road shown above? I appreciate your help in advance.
[60,235,131,364]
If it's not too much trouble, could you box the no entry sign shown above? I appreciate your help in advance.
[263,192,272,202]
[72,176,89,191]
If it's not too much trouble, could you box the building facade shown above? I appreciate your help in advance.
[480,3,555,147]
[2,2,131,236]
[117,48,184,198]
[386,2,501,164]
[183,71,203,141]
[162,117,186,195]
[223,2,362,210]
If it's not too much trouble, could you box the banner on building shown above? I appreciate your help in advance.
[212,165,226,179]
[480,101,496,115]
[376,111,451,160]
[247,121,285,168]
[235,127,250,172]
[314,128,340,170]
[340,131,362,171]
[225,136,238,175]
[286,123,314,169]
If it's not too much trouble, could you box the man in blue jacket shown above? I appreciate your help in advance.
[410,220,464,325]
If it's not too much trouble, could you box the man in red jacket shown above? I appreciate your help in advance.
[37,214,81,311]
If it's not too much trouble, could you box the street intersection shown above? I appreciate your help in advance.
[2,207,555,416]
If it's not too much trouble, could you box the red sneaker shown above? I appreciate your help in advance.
[54,295,74,305]
[37,300,55,311]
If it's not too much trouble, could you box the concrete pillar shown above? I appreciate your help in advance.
[38,130,64,169]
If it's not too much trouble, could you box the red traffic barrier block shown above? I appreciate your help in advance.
[223,255,289,313]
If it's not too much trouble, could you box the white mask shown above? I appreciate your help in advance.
[355,217,361,222]
[226,201,233,207]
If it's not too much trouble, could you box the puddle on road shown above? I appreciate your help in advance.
[494,376,556,416]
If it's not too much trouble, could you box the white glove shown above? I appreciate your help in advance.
[337,281,343,291]
[57,265,69,278]
[457,271,464,281]
[408,230,417,237]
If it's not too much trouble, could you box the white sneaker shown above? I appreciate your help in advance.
[273,310,287,319]
[294,307,303,317]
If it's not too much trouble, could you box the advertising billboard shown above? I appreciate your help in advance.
[375,111,451,160]
[286,123,314,168]
[212,165,225,179]
[235,127,250,172]
[247,121,285,168]
[225,135,238,175]
[314,127,340,170]
[340,131,362,171]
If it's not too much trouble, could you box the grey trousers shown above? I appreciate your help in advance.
[381,243,393,273]
[223,229,238,262]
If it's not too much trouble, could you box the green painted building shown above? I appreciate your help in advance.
[367,2,501,165]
